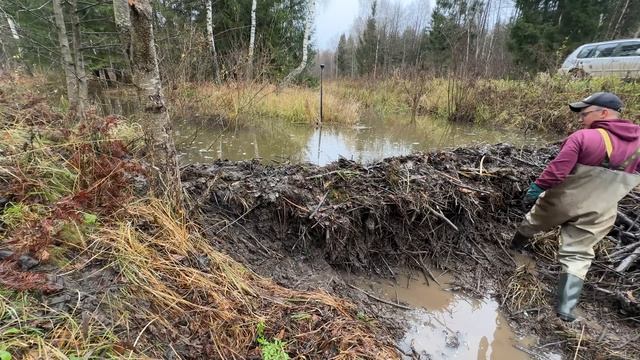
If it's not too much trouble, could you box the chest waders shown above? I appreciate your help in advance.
[514,129,640,321]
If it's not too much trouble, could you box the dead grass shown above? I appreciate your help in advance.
[89,200,398,359]
[0,73,398,359]
[502,264,549,313]
[168,82,361,125]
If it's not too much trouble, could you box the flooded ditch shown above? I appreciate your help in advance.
[172,114,553,165]
[95,94,553,166]
[346,269,561,359]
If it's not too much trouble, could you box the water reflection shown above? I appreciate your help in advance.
[347,271,561,360]
[95,95,554,166]
[173,114,553,166]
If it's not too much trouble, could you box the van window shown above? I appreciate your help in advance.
[595,43,618,58]
[577,46,596,58]
[611,41,640,57]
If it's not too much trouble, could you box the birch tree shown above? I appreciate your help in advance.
[113,0,133,80]
[70,0,88,117]
[206,0,221,84]
[247,0,257,79]
[118,0,182,204]
[282,0,315,84]
[0,10,19,69]
[612,0,630,38]
[52,0,79,112]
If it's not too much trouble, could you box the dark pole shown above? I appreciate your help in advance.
[320,63,325,125]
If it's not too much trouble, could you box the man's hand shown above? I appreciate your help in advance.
[525,183,544,203]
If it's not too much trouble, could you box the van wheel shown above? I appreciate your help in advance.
[569,68,588,79]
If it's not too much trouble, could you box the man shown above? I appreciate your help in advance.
[511,92,640,322]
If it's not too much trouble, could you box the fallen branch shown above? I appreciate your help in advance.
[426,205,459,231]
[608,240,640,261]
[615,246,640,273]
[347,284,412,310]
[617,211,640,232]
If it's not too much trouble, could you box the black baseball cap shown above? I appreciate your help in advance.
[569,92,623,112]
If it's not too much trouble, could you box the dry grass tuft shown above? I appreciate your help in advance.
[89,200,398,359]
[503,264,549,313]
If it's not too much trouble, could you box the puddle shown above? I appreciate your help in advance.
[346,270,561,360]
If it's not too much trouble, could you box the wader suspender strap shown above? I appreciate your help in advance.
[597,128,640,171]
[597,129,614,168]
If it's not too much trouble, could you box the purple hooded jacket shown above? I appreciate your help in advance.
[535,119,640,190]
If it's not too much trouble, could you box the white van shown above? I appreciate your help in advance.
[559,39,640,78]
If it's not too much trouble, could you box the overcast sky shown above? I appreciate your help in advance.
[314,0,434,50]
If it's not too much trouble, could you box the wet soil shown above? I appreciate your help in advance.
[182,144,640,359]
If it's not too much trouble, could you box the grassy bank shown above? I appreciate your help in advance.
[168,76,640,134]
[0,74,398,359]
[329,76,640,133]
[168,83,361,126]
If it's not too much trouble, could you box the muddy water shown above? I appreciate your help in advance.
[172,114,553,165]
[347,270,560,360]
[95,95,553,166]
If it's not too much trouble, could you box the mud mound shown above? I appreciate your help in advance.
[183,144,640,359]
[183,144,551,272]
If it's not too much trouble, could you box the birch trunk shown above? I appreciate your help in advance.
[0,13,7,70]
[373,31,379,79]
[0,13,29,69]
[113,0,133,81]
[612,0,630,38]
[52,0,79,111]
[70,0,88,117]
[206,0,221,84]
[282,0,315,84]
[248,0,257,79]
[125,0,182,205]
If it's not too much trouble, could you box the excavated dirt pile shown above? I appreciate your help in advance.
[182,144,640,359]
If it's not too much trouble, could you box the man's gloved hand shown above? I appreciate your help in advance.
[525,183,544,203]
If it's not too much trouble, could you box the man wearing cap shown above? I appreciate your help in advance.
[510,92,640,322]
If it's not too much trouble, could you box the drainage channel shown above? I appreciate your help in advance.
[345,269,562,360]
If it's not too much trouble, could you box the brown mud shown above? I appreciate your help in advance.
[182,144,640,359]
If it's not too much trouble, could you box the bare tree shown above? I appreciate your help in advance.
[612,0,630,38]
[397,69,431,123]
[113,0,133,80]
[69,0,87,117]
[120,0,182,204]
[282,0,315,84]
[206,0,221,84]
[0,9,20,70]
[52,0,79,112]
[248,0,257,79]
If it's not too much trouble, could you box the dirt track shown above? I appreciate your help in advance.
[182,144,640,359]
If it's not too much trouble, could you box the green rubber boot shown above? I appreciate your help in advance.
[556,273,584,322]
[510,231,531,252]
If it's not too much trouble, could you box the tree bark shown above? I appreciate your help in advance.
[113,0,133,81]
[0,12,7,70]
[248,0,257,79]
[282,0,315,84]
[69,0,88,117]
[52,0,79,112]
[125,0,182,205]
[206,0,221,84]
[612,0,630,38]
